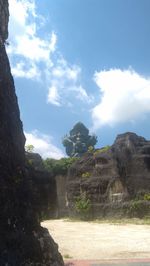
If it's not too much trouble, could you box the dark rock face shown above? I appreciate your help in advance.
[55,175,68,217]
[0,0,9,42]
[112,132,150,195]
[0,1,64,265]
[67,132,150,218]
[26,152,58,219]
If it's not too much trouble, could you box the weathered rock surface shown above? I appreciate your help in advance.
[55,175,68,217]
[26,152,58,219]
[67,132,150,218]
[0,1,64,265]
[0,0,9,42]
[112,132,150,196]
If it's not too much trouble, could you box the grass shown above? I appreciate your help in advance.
[95,145,110,154]
[63,254,73,259]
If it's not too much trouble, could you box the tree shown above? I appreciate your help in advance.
[62,122,97,157]
[44,157,78,175]
[25,144,34,153]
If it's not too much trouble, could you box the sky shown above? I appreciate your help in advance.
[7,0,150,159]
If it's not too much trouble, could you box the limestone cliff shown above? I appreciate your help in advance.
[0,1,64,265]
[67,132,150,218]
[26,152,58,219]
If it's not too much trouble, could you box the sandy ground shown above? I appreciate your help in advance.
[41,219,150,260]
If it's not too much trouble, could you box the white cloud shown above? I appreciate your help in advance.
[70,85,94,103]
[25,131,65,159]
[11,61,40,79]
[51,58,80,81]
[48,86,61,106]
[8,0,92,107]
[92,68,150,129]
[48,58,93,106]
[8,0,56,79]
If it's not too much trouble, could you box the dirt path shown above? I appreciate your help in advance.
[41,219,150,260]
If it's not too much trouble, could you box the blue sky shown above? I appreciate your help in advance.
[8,0,150,158]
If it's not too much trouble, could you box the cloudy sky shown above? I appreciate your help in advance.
[8,0,150,159]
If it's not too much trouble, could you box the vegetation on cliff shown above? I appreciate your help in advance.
[44,157,78,175]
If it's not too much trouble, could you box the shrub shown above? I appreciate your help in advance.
[75,192,91,220]
[144,193,150,201]
[25,144,34,153]
[94,145,110,156]
[28,159,33,166]
[126,200,150,218]
[88,146,94,153]
[44,157,78,176]
[81,172,91,178]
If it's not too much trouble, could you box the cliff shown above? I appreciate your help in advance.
[67,132,150,218]
[26,152,58,219]
[0,1,64,265]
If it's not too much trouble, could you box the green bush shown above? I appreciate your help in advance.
[75,192,91,220]
[88,146,94,153]
[25,144,34,153]
[94,145,110,156]
[144,193,150,201]
[44,157,78,176]
[127,200,150,218]
[81,172,91,178]
[28,159,33,166]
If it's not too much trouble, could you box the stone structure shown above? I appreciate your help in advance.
[0,1,64,265]
[66,132,150,218]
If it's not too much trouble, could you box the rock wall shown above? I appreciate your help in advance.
[112,132,150,195]
[55,175,68,217]
[67,132,150,218]
[26,152,58,219]
[0,0,9,42]
[0,1,64,265]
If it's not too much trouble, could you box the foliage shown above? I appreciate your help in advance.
[25,144,34,153]
[44,157,78,176]
[144,193,150,201]
[75,192,91,220]
[12,175,22,184]
[81,172,91,178]
[63,254,72,259]
[94,145,110,155]
[62,122,97,157]
[28,159,33,166]
[88,146,95,153]
[126,200,150,218]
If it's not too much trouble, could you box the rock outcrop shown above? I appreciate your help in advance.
[0,1,64,265]
[26,152,58,219]
[67,132,150,218]
[0,0,9,42]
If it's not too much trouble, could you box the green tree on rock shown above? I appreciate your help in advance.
[62,122,97,157]
[25,144,34,153]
